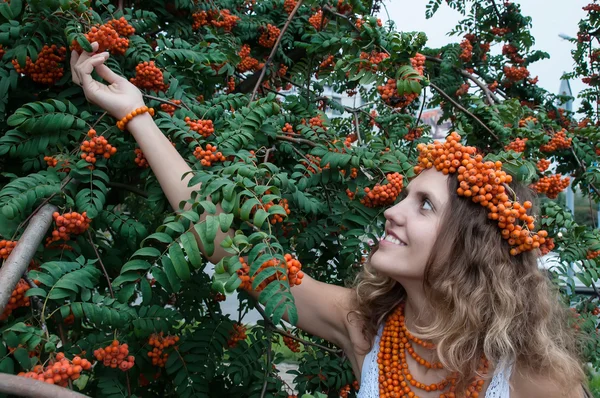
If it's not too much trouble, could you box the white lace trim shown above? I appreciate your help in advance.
[357,325,512,398]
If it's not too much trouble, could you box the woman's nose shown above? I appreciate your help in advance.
[384,201,406,226]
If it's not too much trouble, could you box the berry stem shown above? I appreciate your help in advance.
[86,230,115,299]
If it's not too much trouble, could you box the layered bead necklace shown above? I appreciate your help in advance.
[377,303,489,398]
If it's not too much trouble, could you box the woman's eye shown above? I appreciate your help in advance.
[421,199,433,211]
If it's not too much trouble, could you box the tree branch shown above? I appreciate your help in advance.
[260,335,272,398]
[0,204,57,316]
[87,230,115,299]
[322,5,361,33]
[429,82,501,143]
[142,94,190,111]
[275,134,317,147]
[0,367,90,397]
[251,0,304,101]
[106,181,149,198]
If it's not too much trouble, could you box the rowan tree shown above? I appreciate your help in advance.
[0,0,599,397]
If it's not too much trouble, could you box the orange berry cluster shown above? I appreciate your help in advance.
[80,129,117,165]
[210,9,240,32]
[259,24,280,48]
[355,18,383,29]
[237,253,304,292]
[592,307,600,316]
[282,123,294,135]
[47,211,91,244]
[539,129,572,152]
[377,79,419,108]
[415,132,549,255]
[405,128,423,141]
[193,144,225,166]
[0,279,30,321]
[530,174,570,199]
[282,336,300,352]
[12,45,66,85]
[237,44,262,73]
[346,188,356,200]
[160,99,181,116]
[301,154,329,174]
[503,65,530,82]
[584,3,600,11]
[213,292,226,302]
[192,11,210,30]
[134,148,149,168]
[130,61,168,92]
[536,158,550,173]
[410,53,426,76]
[309,9,328,30]
[147,333,179,367]
[44,156,58,167]
[488,80,499,92]
[518,116,537,127]
[93,340,135,371]
[283,0,297,13]
[358,51,390,72]
[228,323,247,348]
[360,172,403,208]
[491,26,510,36]
[185,117,215,138]
[70,24,127,56]
[226,76,236,93]
[345,133,357,147]
[107,17,136,37]
[18,353,91,386]
[502,43,524,64]
[0,239,16,260]
[319,55,335,70]
[588,249,600,260]
[539,237,555,256]
[263,198,291,224]
[504,137,528,152]
[308,114,326,130]
[278,64,288,77]
[459,39,473,62]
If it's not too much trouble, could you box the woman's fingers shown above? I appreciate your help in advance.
[70,50,81,85]
[94,62,126,85]
[79,53,110,90]
[71,42,101,86]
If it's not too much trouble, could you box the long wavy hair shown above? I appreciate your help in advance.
[350,172,587,394]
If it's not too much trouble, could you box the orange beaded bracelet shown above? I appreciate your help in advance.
[116,106,155,131]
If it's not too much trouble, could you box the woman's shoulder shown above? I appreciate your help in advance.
[509,364,585,398]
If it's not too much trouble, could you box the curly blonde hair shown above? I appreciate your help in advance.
[350,173,587,393]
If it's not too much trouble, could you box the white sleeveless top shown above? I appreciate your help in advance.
[357,325,512,398]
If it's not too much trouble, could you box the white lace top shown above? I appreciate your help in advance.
[357,325,512,398]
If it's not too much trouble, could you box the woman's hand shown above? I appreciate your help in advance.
[70,41,146,120]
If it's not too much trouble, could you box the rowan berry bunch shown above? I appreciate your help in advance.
[488,80,499,91]
[502,43,524,64]
[346,188,356,200]
[491,26,510,36]
[12,44,66,85]
[410,53,426,75]
[185,117,215,138]
[226,76,236,93]
[530,174,571,199]
[301,154,329,174]
[0,279,30,321]
[459,39,473,62]
[228,323,247,348]
[592,306,600,316]
[18,353,91,386]
[344,133,357,147]
[147,333,179,367]
[319,55,335,70]
[192,11,209,30]
[283,0,296,13]
[405,127,422,141]
[130,61,168,92]
[503,65,530,81]
[80,129,117,165]
[213,292,226,302]
[358,51,389,72]
[43,156,58,167]
[308,9,328,30]
[455,82,470,97]
[94,340,135,371]
[504,137,528,152]
[210,9,240,32]
[583,3,600,12]
[193,144,225,166]
[360,172,403,208]
[160,99,181,116]
[539,237,555,256]
[339,384,352,398]
[536,158,550,172]
[237,44,261,73]
[47,211,91,245]
[70,24,128,56]
[258,24,280,48]
[282,123,294,135]
[355,17,382,29]
[263,198,291,224]
[0,239,17,260]
[282,336,300,352]
[415,132,549,255]
[377,79,419,108]
[307,114,326,131]
[107,17,136,37]
[518,116,537,127]
[588,250,600,260]
[237,253,304,292]
[134,148,149,168]
[539,129,572,152]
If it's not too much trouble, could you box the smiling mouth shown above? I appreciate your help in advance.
[382,234,407,246]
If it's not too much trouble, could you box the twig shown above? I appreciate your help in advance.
[569,147,600,198]
[23,274,48,335]
[87,230,115,299]
[429,82,501,143]
[275,134,317,147]
[106,181,149,198]
[251,0,304,101]
[118,0,124,12]
[125,372,132,397]
[353,111,362,145]
[91,111,109,129]
[322,5,361,33]
[0,204,57,316]
[268,325,343,355]
[260,336,272,398]
[0,373,89,398]
[15,177,72,235]
[263,145,276,164]
[142,94,190,111]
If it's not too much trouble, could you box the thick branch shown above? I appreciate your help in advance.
[250,0,304,101]
[0,204,56,315]
[429,82,501,143]
[275,134,317,147]
[0,369,89,397]
[106,181,149,198]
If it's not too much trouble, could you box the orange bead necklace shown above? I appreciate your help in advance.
[377,303,489,398]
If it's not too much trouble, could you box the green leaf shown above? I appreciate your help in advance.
[169,244,191,281]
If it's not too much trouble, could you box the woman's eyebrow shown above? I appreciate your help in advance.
[403,186,440,207]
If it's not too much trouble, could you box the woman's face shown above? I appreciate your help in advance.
[370,168,451,282]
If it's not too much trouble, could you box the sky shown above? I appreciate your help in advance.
[376,0,590,112]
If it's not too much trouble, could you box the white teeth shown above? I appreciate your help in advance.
[384,235,406,246]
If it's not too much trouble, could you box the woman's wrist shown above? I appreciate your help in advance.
[123,111,156,138]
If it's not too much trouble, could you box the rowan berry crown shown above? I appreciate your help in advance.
[414,132,548,256]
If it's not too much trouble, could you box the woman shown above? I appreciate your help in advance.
[71,43,588,398]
